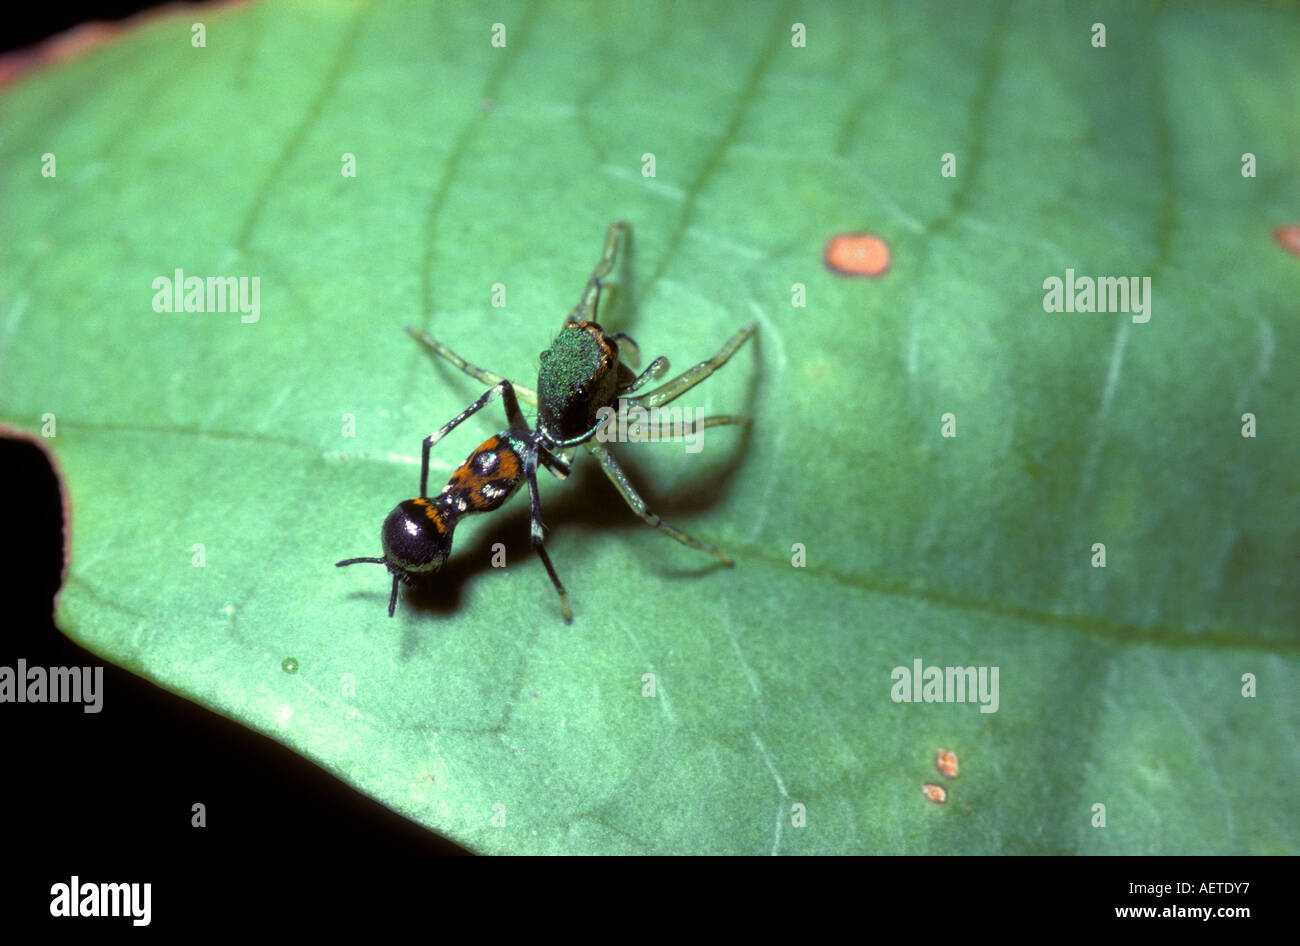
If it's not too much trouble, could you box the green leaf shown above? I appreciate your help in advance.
[2,0,1297,854]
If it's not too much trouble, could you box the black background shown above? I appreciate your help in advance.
[2,0,165,54]
[5,11,464,927]
[0,435,463,921]
[1,0,462,854]
[0,0,1279,926]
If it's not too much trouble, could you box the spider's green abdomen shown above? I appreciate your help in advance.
[537,320,619,441]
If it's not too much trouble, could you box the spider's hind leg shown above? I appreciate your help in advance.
[585,440,734,565]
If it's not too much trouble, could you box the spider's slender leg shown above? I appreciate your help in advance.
[626,414,750,441]
[549,415,613,450]
[608,331,640,366]
[625,323,756,410]
[420,380,530,496]
[564,220,629,327]
[619,356,670,396]
[538,444,578,481]
[407,326,539,407]
[523,454,573,623]
[584,441,733,565]
[538,446,571,480]
[387,573,400,618]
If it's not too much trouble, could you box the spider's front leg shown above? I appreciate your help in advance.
[625,322,756,410]
[619,355,670,396]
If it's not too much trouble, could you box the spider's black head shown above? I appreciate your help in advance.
[336,498,454,617]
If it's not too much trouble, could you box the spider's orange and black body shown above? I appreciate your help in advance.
[337,221,756,621]
[355,433,527,609]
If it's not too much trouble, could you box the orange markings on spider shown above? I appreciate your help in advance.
[921,782,948,804]
[1273,225,1300,257]
[447,435,520,488]
[445,435,524,513]
[824,232,890,277]
[411,497,446,529]
[576,321,617,365]
[936,748,959,780]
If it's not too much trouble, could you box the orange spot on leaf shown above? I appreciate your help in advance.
[921,782,948,804]
[936,748,959,780]
[824,233,890,277]
[1273,225,1300,257]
